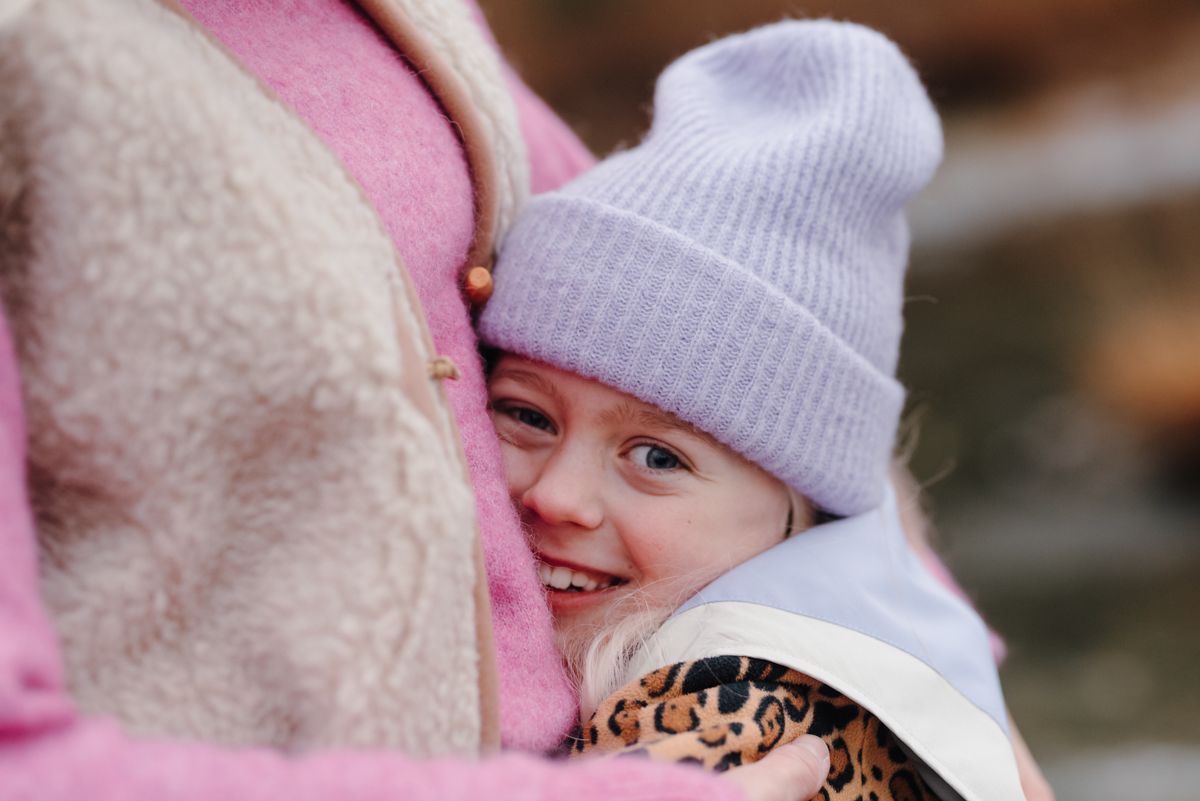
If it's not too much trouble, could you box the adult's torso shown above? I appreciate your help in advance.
[0,0,570,756]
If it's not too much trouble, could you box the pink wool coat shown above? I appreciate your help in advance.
[0,0,742,798]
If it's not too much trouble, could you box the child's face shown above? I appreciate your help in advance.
[488,354,794,638]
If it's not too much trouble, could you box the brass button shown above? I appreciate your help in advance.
[465,266,494,306]
[428,356,461,381]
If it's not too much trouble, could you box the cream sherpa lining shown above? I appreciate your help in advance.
[0,0,517,756]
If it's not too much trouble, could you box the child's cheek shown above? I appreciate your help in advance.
[497,440,537,504]
[630,510,699,581]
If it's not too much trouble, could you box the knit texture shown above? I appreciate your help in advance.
[480,21,943,515]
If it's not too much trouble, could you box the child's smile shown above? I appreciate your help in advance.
[536,555,625,593]
[535,553,628,619]
[488,355,798,638]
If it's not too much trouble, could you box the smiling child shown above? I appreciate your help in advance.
[480,20,1026,801]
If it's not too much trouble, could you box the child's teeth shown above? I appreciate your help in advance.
[539,561,618,592]
[549,565,572,590]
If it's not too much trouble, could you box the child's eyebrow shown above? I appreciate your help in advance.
[490,366,564,404]
[602,401,716,445]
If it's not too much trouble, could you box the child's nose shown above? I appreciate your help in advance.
[520,448,604,531]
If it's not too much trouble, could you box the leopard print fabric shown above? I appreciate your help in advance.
[566,656,934,801]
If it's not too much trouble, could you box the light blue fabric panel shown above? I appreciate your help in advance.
[676,485,1008,732]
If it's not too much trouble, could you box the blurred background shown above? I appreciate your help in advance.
[478,2,1200,798]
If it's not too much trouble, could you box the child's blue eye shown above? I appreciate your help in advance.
[630,444,683,471]
[510,406,554,432]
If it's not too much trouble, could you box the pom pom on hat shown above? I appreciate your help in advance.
[480,20,942,515]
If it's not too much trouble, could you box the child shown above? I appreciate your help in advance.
[480,20,1025,801]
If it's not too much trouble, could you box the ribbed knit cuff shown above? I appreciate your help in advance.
[479,195,903,516]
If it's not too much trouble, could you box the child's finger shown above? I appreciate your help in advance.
[721,735,830,801]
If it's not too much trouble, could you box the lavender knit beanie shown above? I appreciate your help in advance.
[479,20,942,516]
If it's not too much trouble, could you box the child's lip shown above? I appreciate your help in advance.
[536,552,622,578]
[545,580,625,615]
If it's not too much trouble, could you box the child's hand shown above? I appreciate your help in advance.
[721,735,830,801]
